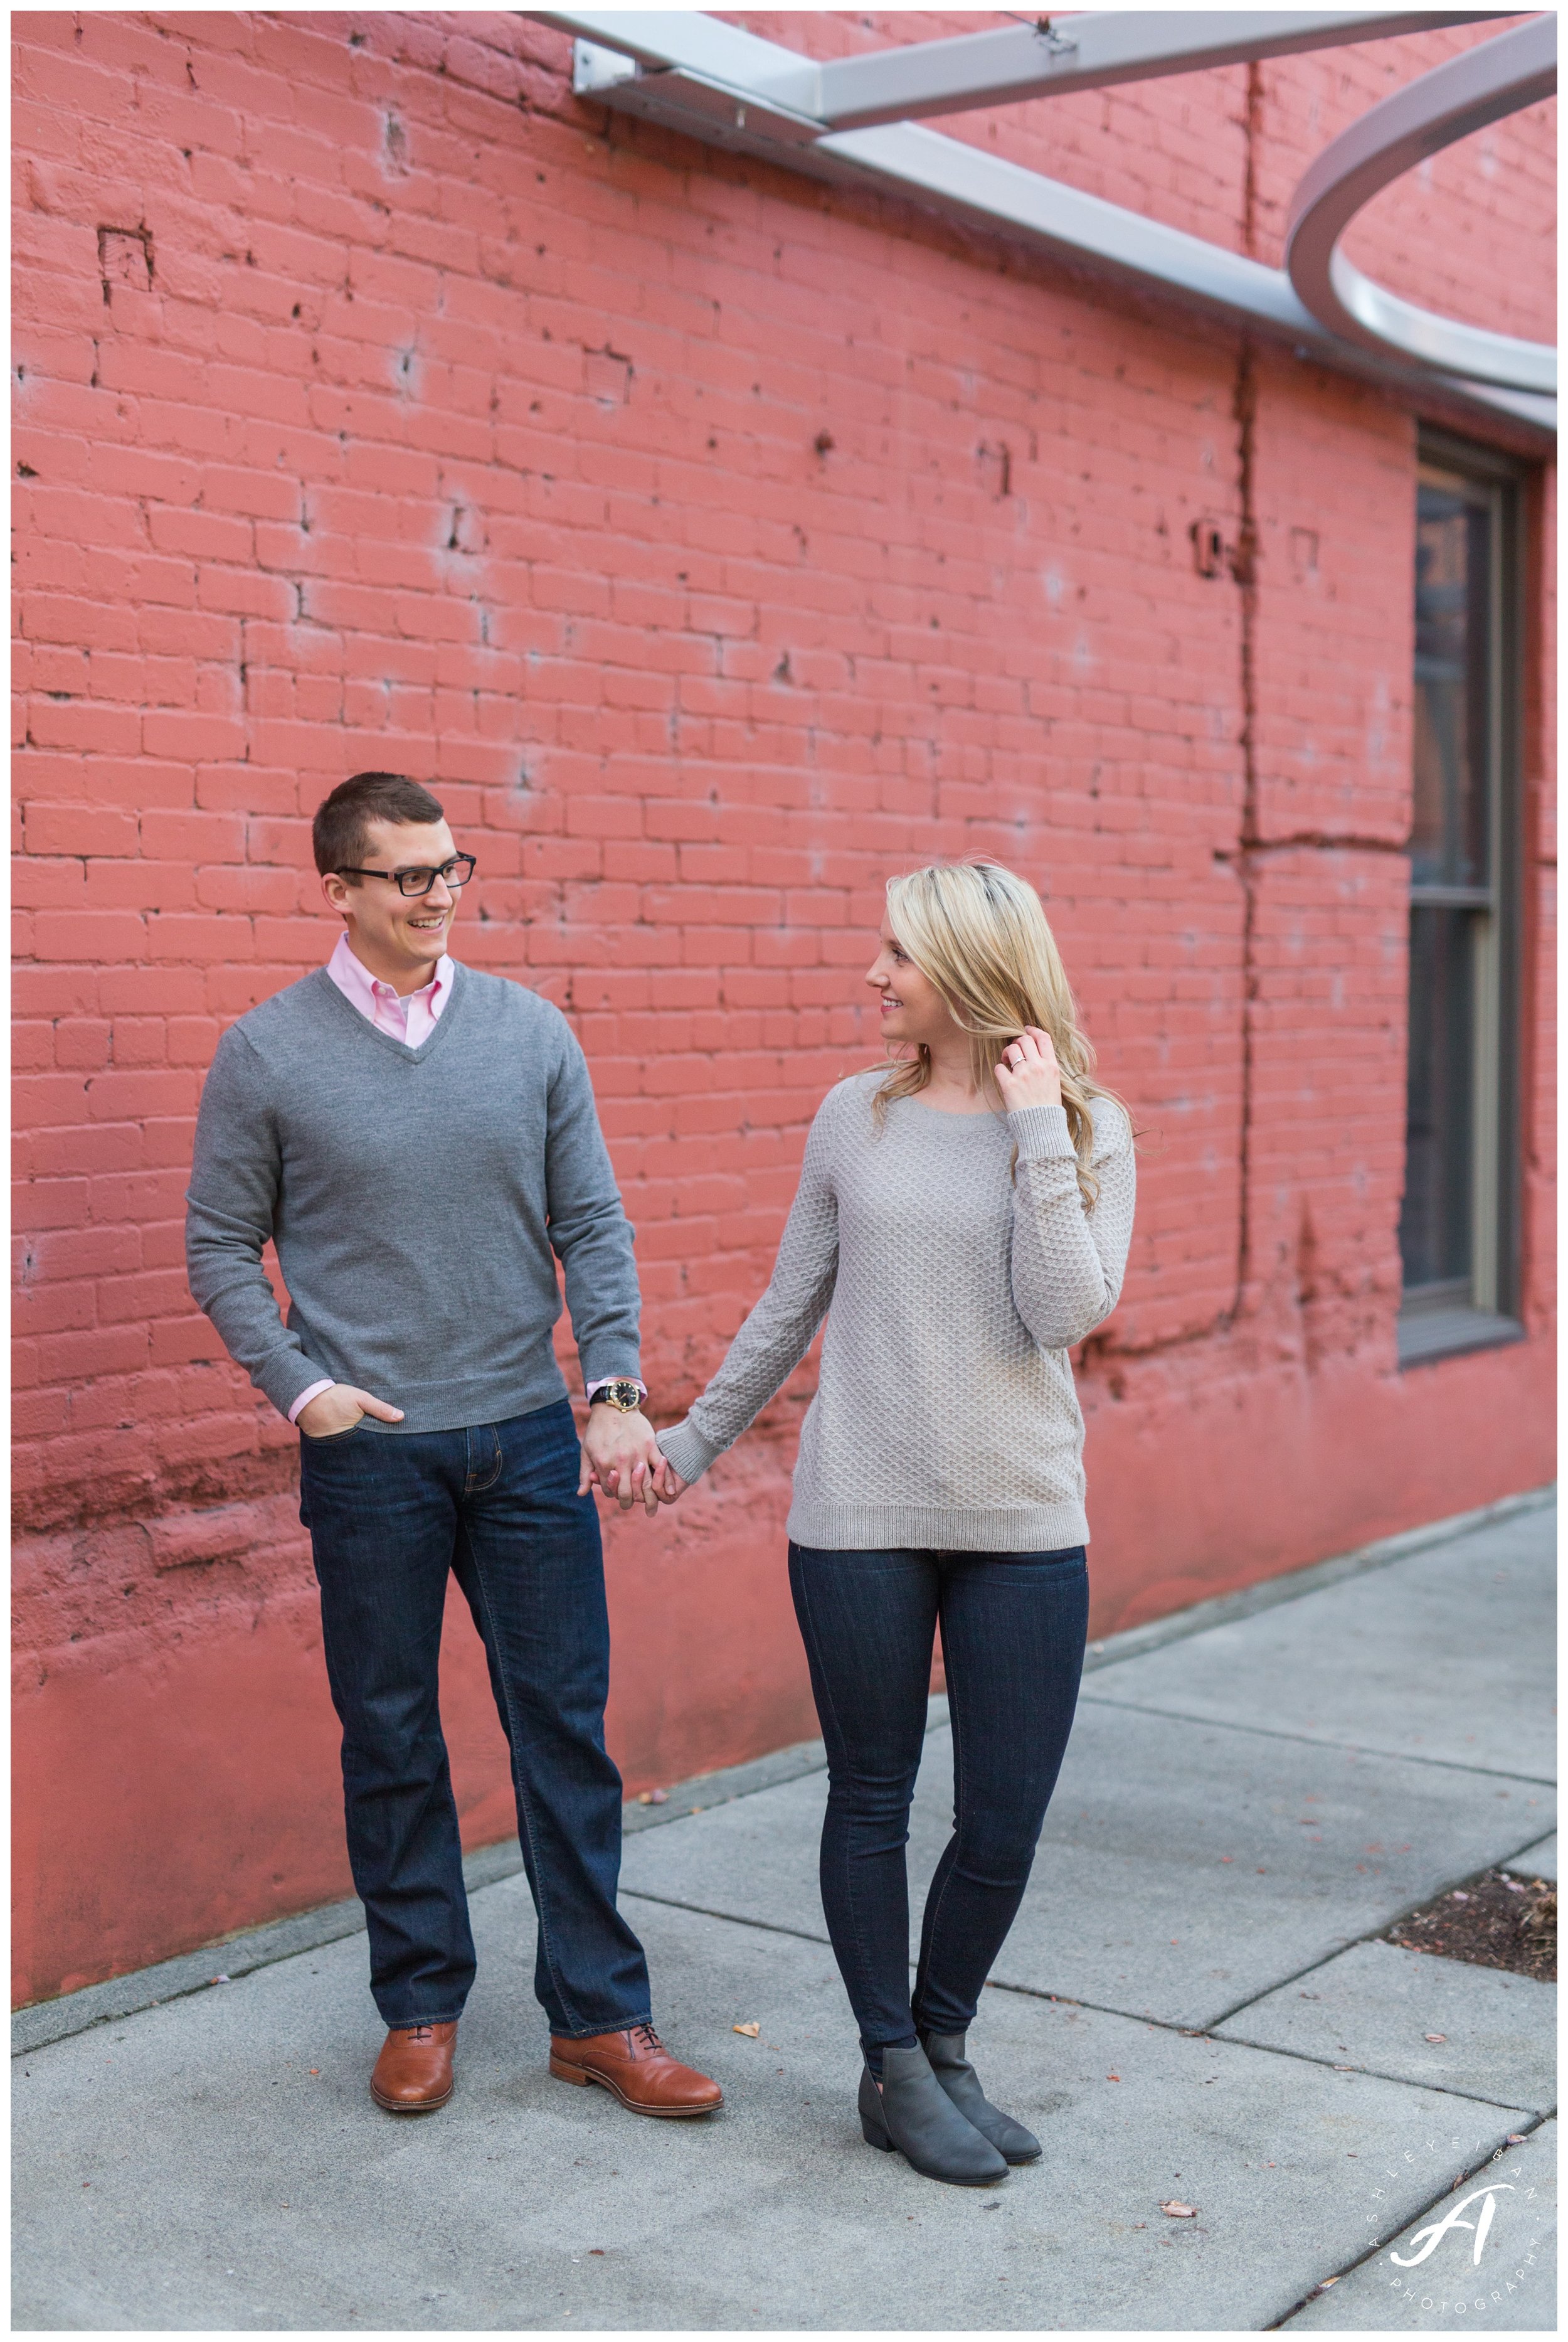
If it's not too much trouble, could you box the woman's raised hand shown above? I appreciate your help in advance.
[994,1026,1063,1113]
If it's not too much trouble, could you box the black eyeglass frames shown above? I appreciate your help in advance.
[334,853,477,898]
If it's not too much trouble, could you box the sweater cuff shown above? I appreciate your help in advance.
[657,1419,725,1486]
[288,1379,334,1426]
[579,1345,643,1390]
[1008,1102,1076,1161]
[262,1355,336,1423]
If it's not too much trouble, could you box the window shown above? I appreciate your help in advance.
[1397,440,1523,1364]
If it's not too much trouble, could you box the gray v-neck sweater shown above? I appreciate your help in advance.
[657,1072,1135,1552]
[185,963,642,1430]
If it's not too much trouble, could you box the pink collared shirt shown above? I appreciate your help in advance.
[324,927,453,1049]
[289,936,643,1426]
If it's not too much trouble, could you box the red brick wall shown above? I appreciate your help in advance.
[12,11,1555,2006]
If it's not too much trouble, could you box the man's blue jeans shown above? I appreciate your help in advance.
[299,1400,651,2036]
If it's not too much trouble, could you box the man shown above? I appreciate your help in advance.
[186,770,719,2122]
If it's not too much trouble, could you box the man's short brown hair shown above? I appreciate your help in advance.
[314,772,446,880]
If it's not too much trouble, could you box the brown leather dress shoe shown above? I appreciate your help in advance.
[549,2022,723,2117]
[370,2020,458,2114]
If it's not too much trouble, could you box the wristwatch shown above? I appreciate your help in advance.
[588,1378,644,1414]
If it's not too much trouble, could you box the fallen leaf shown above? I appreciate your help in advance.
[1424,2033,1447,2044]
[1106,2072,1121,2082]
[1320,2276,1340,2288]
[1507,2134,1527,2145]
[1452,1890,1470,1903]
[649,1788,668,1804]
[733,2021,760,2037]
[588,2249,604,2257]
[1160,2200,1197,2218]
[636,1791,653,1806]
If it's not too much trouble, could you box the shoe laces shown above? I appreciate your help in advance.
[401,2023,435,2042]
[630,2021,664,2055]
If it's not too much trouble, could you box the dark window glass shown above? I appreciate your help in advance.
[1400,446,1519,1351]
[1399,906,1475,1292]
[1411,483,1491,892]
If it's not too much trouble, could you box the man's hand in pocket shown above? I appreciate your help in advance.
[297,1385,405,1439]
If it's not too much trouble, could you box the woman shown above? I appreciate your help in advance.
[657,861,1135,2186]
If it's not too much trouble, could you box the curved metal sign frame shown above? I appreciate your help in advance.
[1286,14,1556,395]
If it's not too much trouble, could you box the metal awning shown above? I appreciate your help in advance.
[526,9,1556,447]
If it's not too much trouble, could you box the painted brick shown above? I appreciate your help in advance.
[10,8,1554,2006]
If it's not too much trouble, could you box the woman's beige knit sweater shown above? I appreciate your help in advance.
[657,1071,1135,1552]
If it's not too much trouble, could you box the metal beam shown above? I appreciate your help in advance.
[527,11,1554,445]
[533,9,820,108]
[1287,13,1556,392]
[812,11,1498,133]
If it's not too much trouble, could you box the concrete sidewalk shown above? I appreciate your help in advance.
[13,1494,1556,2331]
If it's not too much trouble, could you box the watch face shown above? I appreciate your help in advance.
[603,1380,642,1412]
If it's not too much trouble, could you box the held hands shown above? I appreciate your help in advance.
[578,1405,681,1518]
[298,1383,405,1438]
[297,1385,682,1517]
[994,1026,1063,1114]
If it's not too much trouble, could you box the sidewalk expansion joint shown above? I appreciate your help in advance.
[1194,1836,1562,2036]
[1199,2025,1540,2114]
[1079,1484,1552,1676]
[1076,1692,1557,1788]
[618,1887,835,1955]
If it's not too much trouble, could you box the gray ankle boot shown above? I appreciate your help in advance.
[859,2043,1009,2186]
[920,2030,1041,2164]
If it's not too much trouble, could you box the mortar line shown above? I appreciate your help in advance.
[1266,2112,1555,2329]
[1230,334,1261,1326]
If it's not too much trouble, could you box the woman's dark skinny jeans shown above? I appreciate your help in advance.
[788,1540,1089,2068]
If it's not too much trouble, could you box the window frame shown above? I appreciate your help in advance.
[1397,430,1526,1369]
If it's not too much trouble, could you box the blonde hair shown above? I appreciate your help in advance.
[872,860,1121,1206]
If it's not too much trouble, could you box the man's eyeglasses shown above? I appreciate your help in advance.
[335,854,477,899]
